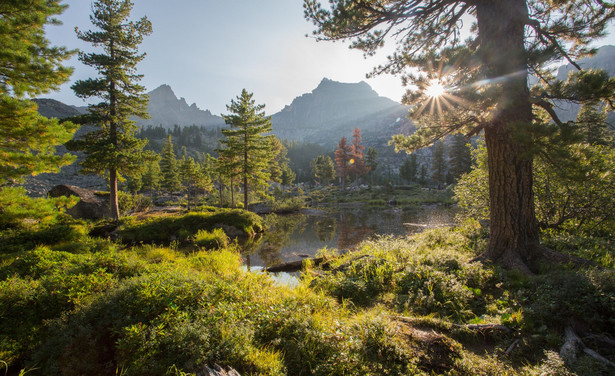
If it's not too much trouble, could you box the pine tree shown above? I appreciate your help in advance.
[334,137,351,189]
[576,104,613,146]
[160,135,182,193]
[305,0,615,271]
[310,155,335,186]
[219,89,274,210]
[142,159,161,197]
[431,140,447,187]
[399,154,418,184]
[365,147,378,186]
[448,134,472,183]
[0,0,78,184]
[280,164,296,191]
[69,0,153,221]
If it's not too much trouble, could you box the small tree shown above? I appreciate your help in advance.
[365,147,378,186]
[0,0,77,184]
[448,134,472,183]
[160,135,182,193]
[334,137,351,189]
[310,155,335,186]
[430,140,447,187]
[399,154,418,184]
[220,89,274,210]
[69,0,154,221]
[142,159,161,197]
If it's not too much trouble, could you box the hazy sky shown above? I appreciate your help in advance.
[44,0,615,115]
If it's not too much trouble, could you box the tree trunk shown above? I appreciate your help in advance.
[109,168,120,221]
[475,0,540,272]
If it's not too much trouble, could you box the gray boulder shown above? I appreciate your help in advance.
[48,185,110,220]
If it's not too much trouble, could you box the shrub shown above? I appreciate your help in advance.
[193,228,229,249]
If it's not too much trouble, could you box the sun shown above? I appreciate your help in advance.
[425,79,446,98]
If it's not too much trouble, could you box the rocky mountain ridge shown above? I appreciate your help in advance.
[271,78,413,147]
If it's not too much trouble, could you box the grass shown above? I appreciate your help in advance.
[309,184,454,208]
[119,207,264,244]
[1,192,614,375]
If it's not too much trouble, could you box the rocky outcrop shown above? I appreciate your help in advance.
[48,185,110,220]
[32,98,86,119]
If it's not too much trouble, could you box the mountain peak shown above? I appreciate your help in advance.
[136,84,225,128]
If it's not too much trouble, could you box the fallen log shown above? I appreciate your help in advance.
[452,323,512,333]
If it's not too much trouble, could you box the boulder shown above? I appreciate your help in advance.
[48,185,110,220]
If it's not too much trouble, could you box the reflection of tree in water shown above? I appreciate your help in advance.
[336,209,376,250]
[314,216,337,242]
[244,214,307,267]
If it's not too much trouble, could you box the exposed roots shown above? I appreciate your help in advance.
[560,327,615,369]
[471,244,599,274]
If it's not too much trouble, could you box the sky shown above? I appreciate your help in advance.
[44,0,615,115]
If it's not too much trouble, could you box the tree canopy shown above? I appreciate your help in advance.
[0,0,77,184]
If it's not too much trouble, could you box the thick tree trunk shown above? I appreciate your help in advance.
[475,0,540,271]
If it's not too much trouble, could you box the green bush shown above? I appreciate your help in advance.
[118,191,152,215]
[193,228,229,249]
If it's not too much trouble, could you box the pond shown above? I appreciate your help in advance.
[241,204,456,270]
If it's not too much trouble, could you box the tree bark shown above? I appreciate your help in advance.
[475,0,540,272]
[109,168,120,221]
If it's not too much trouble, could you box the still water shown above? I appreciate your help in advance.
[242,204,456,269]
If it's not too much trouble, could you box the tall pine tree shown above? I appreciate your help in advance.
[219,89,274,210]
[160,135,182,193]
[305,0,615,271]
[69,0,153,221]
[0,0,77,184]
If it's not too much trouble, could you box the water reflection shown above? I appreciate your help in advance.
[242,205,455,268]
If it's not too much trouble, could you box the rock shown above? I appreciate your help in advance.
[199,364,241,376]
[48,185,110,220]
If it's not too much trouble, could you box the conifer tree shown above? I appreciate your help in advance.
[399,154,418,184]
[69,0,153,221]
[305,0,615,271]
[310,155,335,186]
[365,147,378,186]
[431,140,447,186]
[142,159,161,197]
[334,137,351,189]
[448,134,472,183]
[220,89,274,210]
[160,135,182,193]
[576,104,613,146]
[0,0,77,184]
